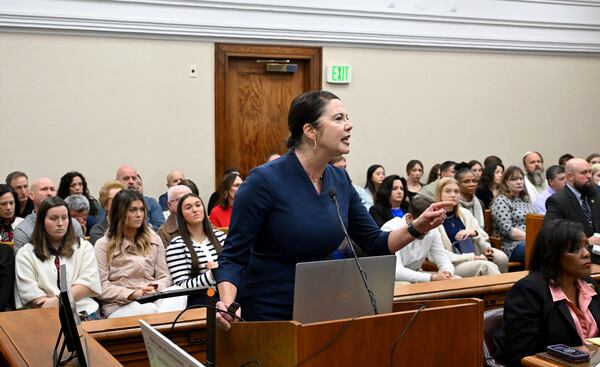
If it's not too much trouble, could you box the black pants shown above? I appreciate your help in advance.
[0,245,15,311]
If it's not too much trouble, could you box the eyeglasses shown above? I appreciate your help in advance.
[460,179,479,184]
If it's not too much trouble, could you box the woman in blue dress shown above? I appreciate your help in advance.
[215,90,449,326]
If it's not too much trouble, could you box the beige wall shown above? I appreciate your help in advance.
[2,32,599,200]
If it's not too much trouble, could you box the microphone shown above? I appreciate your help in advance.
[328,187,378,315]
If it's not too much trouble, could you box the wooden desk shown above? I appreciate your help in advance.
[394,264,600,309]
[0,308,121,366]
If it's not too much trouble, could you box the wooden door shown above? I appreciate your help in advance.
[215,44,321,186]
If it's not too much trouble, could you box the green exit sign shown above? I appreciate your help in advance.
[327,65,352,84]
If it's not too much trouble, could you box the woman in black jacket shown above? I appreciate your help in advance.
[368,175,409,227]
[494,220,600,366]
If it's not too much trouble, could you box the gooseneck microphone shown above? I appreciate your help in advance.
[328,187,378,315]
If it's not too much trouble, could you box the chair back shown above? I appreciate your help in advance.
[483,307,505,367]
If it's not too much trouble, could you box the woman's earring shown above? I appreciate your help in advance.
[313,138,318,150]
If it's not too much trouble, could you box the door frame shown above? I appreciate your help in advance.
[214,43,322,187]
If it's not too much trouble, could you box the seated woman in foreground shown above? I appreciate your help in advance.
[494,220,600,366]
[167,193,226,306]
[14,196,101,319]
[95,189,185,318]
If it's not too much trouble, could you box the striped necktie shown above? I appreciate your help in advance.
[581,197,593,228]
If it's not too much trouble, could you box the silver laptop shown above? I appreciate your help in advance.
[139,319,205,367]
[293,255,396,324]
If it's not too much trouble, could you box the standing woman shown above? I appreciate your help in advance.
[405,160,424,200]
[369,175,409,227]
[435,178,506,275]
[491,166,535,262]
[215,90,448,326]
[95,189,184,318]
[14,197,101,318]
[455,164,485,227]
[476,162,504,209]
[209,172,243,228]
[166,193,226,306]
[58,171,104,230]
[364,164,386,206]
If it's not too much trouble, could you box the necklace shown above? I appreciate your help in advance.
[444,212,456,228]
[311,175,323,183]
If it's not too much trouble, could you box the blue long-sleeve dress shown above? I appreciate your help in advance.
[215,150,391,321]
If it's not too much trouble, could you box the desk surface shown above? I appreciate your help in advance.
[0,308,121,367]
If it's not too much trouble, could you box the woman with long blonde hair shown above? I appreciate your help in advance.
[95,189,185,318]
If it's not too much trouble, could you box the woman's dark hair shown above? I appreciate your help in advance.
[586,153,600,164]
[365,164,384,194]
[426,163,441,184]
[374,175,409,213]
[180,179,199,195]
[454,162,473,182]
[176,193,223,274]
[0,184,19,220]
[468,160,482,170]
[405,160,423,176]
[529,220,587,287]
[57,171,99,216]
[483,155,503,168]
[286,90,340,148]
[216,172,242,209]
[31,196,77,261]
[478,162,504,190]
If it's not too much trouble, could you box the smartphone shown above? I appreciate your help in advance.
[547,344,590,362]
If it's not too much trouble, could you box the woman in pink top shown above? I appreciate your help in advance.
[95,189,186,318]
[209,172,242,228]
[495,220,600,366]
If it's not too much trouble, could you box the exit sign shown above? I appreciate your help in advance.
[327,65,352,84]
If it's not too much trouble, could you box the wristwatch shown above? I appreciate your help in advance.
[407,222,423,238]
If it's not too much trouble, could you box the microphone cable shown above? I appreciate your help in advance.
[389,304,427,367]
[328,187,378,315]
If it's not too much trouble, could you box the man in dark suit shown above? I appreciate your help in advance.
[545,158,600,246]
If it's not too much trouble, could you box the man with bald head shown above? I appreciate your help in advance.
[116,165,165,231]
[158,170,185,211]
[545,158,600,245]
[157,185,192,247]
[13,177,84,251]
[522,151,548,204]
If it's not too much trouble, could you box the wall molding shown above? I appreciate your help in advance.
[1,0,600,52]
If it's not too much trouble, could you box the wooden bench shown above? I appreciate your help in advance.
[524,213,545,269]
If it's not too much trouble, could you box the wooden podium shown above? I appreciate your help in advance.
[216,298,483,366]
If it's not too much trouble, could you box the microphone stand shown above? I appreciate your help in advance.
[328,188,378,315]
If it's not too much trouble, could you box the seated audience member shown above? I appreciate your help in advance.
[419,160,456,201]
[14,178,83,251]
[14,197,101,319]
[209,172,243,228]
[381,196,457,283]
[207,169,239,215]
[533,165,566,214]
[476,162,504,209]
[0,185,20,311]
[405,160,424,200]
[158,170,185,211]
[455,163,484,227]
[166,193,226,306]
[95,189,185,318]
[491,166,535,262]
[468,160,483,180]
[494,220,600,366]
[435,178,504,275]
[115,165,164,230]
[426,163,441,185]
[364,164,386,208]
[587,153,600,166]
[89,180,125,245]
[593,163,600,194]
[157,185,192,247]
[545,158,600,247]
[369,175,409,227]
[523,151,548,204]
[483,155,503,168]
[330,156,371,209]
[0,184,23,242]
[5,171,34,218]
[58,171,104,230]
[64,194,90,236]
[559,153,575,167]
